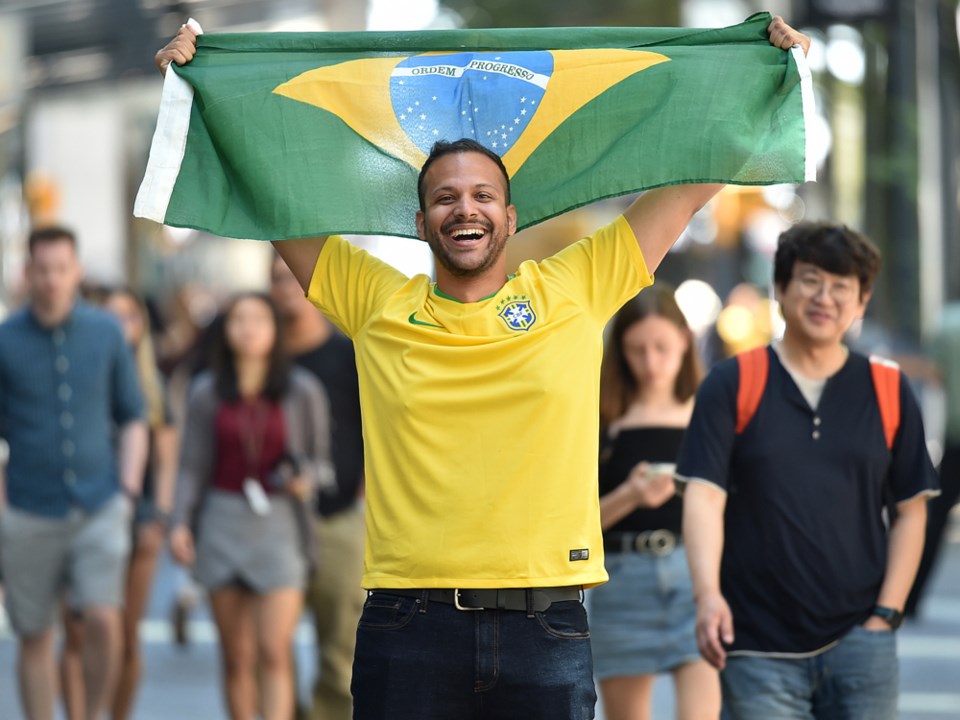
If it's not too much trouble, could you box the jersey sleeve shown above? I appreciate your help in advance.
[306,235,408,338]
[888,372,940,503]
[537,215,653,323]
[676,359,740,492]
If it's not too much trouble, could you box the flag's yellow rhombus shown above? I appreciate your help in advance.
[273,49,669,176]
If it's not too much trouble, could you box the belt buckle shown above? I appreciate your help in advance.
[646,529,676,557]
[632,532,648,553]
[453,589,483,611]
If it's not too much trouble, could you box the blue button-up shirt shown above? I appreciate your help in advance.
[0,299,144,517]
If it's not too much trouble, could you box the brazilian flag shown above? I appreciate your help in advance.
[135,12,814,241]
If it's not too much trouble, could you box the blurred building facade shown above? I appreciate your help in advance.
[0,0,368,307]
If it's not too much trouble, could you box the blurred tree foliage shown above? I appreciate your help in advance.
[438,0,681,28]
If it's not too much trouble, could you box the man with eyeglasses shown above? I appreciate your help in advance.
[677,222,939,719]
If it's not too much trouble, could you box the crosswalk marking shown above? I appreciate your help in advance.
[899,693,960,713]
[899,635,960,658]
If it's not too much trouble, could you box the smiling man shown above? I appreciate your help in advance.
[678,222,939,720]
[155,17,810,720]
[415,149,515,294]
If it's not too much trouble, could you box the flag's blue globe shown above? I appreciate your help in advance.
[390,51,553,157]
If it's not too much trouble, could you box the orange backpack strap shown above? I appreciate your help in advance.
[736,346,769,434]
[869,355,901,450]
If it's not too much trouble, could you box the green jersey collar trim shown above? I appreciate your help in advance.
[432,275,516,304]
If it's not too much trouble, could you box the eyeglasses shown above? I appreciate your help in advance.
[792,270,858,304]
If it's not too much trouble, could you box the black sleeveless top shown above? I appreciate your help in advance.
[598,426,685,535]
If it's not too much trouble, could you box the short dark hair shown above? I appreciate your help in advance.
[774,221,881,299]
[28,226,77,256]
[417,139,511,211]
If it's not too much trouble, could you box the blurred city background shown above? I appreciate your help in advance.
[0,0,958,718]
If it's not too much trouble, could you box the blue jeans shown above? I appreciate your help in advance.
[721,625,898,720]
[351,590,596,720]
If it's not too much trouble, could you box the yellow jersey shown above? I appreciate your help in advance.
[308,215,652,588]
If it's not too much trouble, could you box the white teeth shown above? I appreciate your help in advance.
[451,228,484,239]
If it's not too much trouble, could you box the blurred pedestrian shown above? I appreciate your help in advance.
[168,292,333,720]
[906,302,960,617]
[106,288,179,718]
[592,285,719,720]
[60,287,179,720]
[165,302,225,647]
[703,282,775,365]
[679,222,939,719]
[0,227,148,720]
[270,255,365,720]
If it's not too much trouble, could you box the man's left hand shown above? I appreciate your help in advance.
[768,16,811,56]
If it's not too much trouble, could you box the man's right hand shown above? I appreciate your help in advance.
[695,591,735,670]
[156,23,199,77]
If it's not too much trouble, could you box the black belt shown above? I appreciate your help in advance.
[603,529,680,556]
[371,586,582,612]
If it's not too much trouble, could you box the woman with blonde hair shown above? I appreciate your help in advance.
[591,284,719,720]
[60,287,178,720]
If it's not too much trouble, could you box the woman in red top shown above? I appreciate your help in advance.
[169,292,332,720]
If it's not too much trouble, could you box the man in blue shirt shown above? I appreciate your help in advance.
[0,227,148,720]
[678,222,939,720]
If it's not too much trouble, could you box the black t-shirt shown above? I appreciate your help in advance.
[677,347,939,655]
[294,332,364,517]
[599,426,684,535]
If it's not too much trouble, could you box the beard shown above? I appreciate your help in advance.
[425,218,509,279]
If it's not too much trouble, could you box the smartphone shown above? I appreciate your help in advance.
[646,462,677,476]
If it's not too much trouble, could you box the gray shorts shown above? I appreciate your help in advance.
[0,494,132,636]
[195,490,306,593]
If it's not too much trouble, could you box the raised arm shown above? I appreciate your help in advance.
[155,26,328,293]
[624,183,723,274]
[625,17,810,274]
[271,238,328,294]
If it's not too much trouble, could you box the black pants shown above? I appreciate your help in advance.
[905,442,960,616]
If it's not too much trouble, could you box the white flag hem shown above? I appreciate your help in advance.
[133,67,196,223]
[791,45,817,183]
[134,19,204,223]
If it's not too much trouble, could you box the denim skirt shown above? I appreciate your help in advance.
[588,547,700,679]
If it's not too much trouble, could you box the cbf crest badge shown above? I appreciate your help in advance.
[497,296,537,332]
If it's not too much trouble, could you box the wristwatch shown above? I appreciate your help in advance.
[871,605,904,630]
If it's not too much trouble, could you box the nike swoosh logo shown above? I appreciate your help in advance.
[408,312,443,328]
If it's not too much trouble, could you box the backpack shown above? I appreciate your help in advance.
[735,346,901,450]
